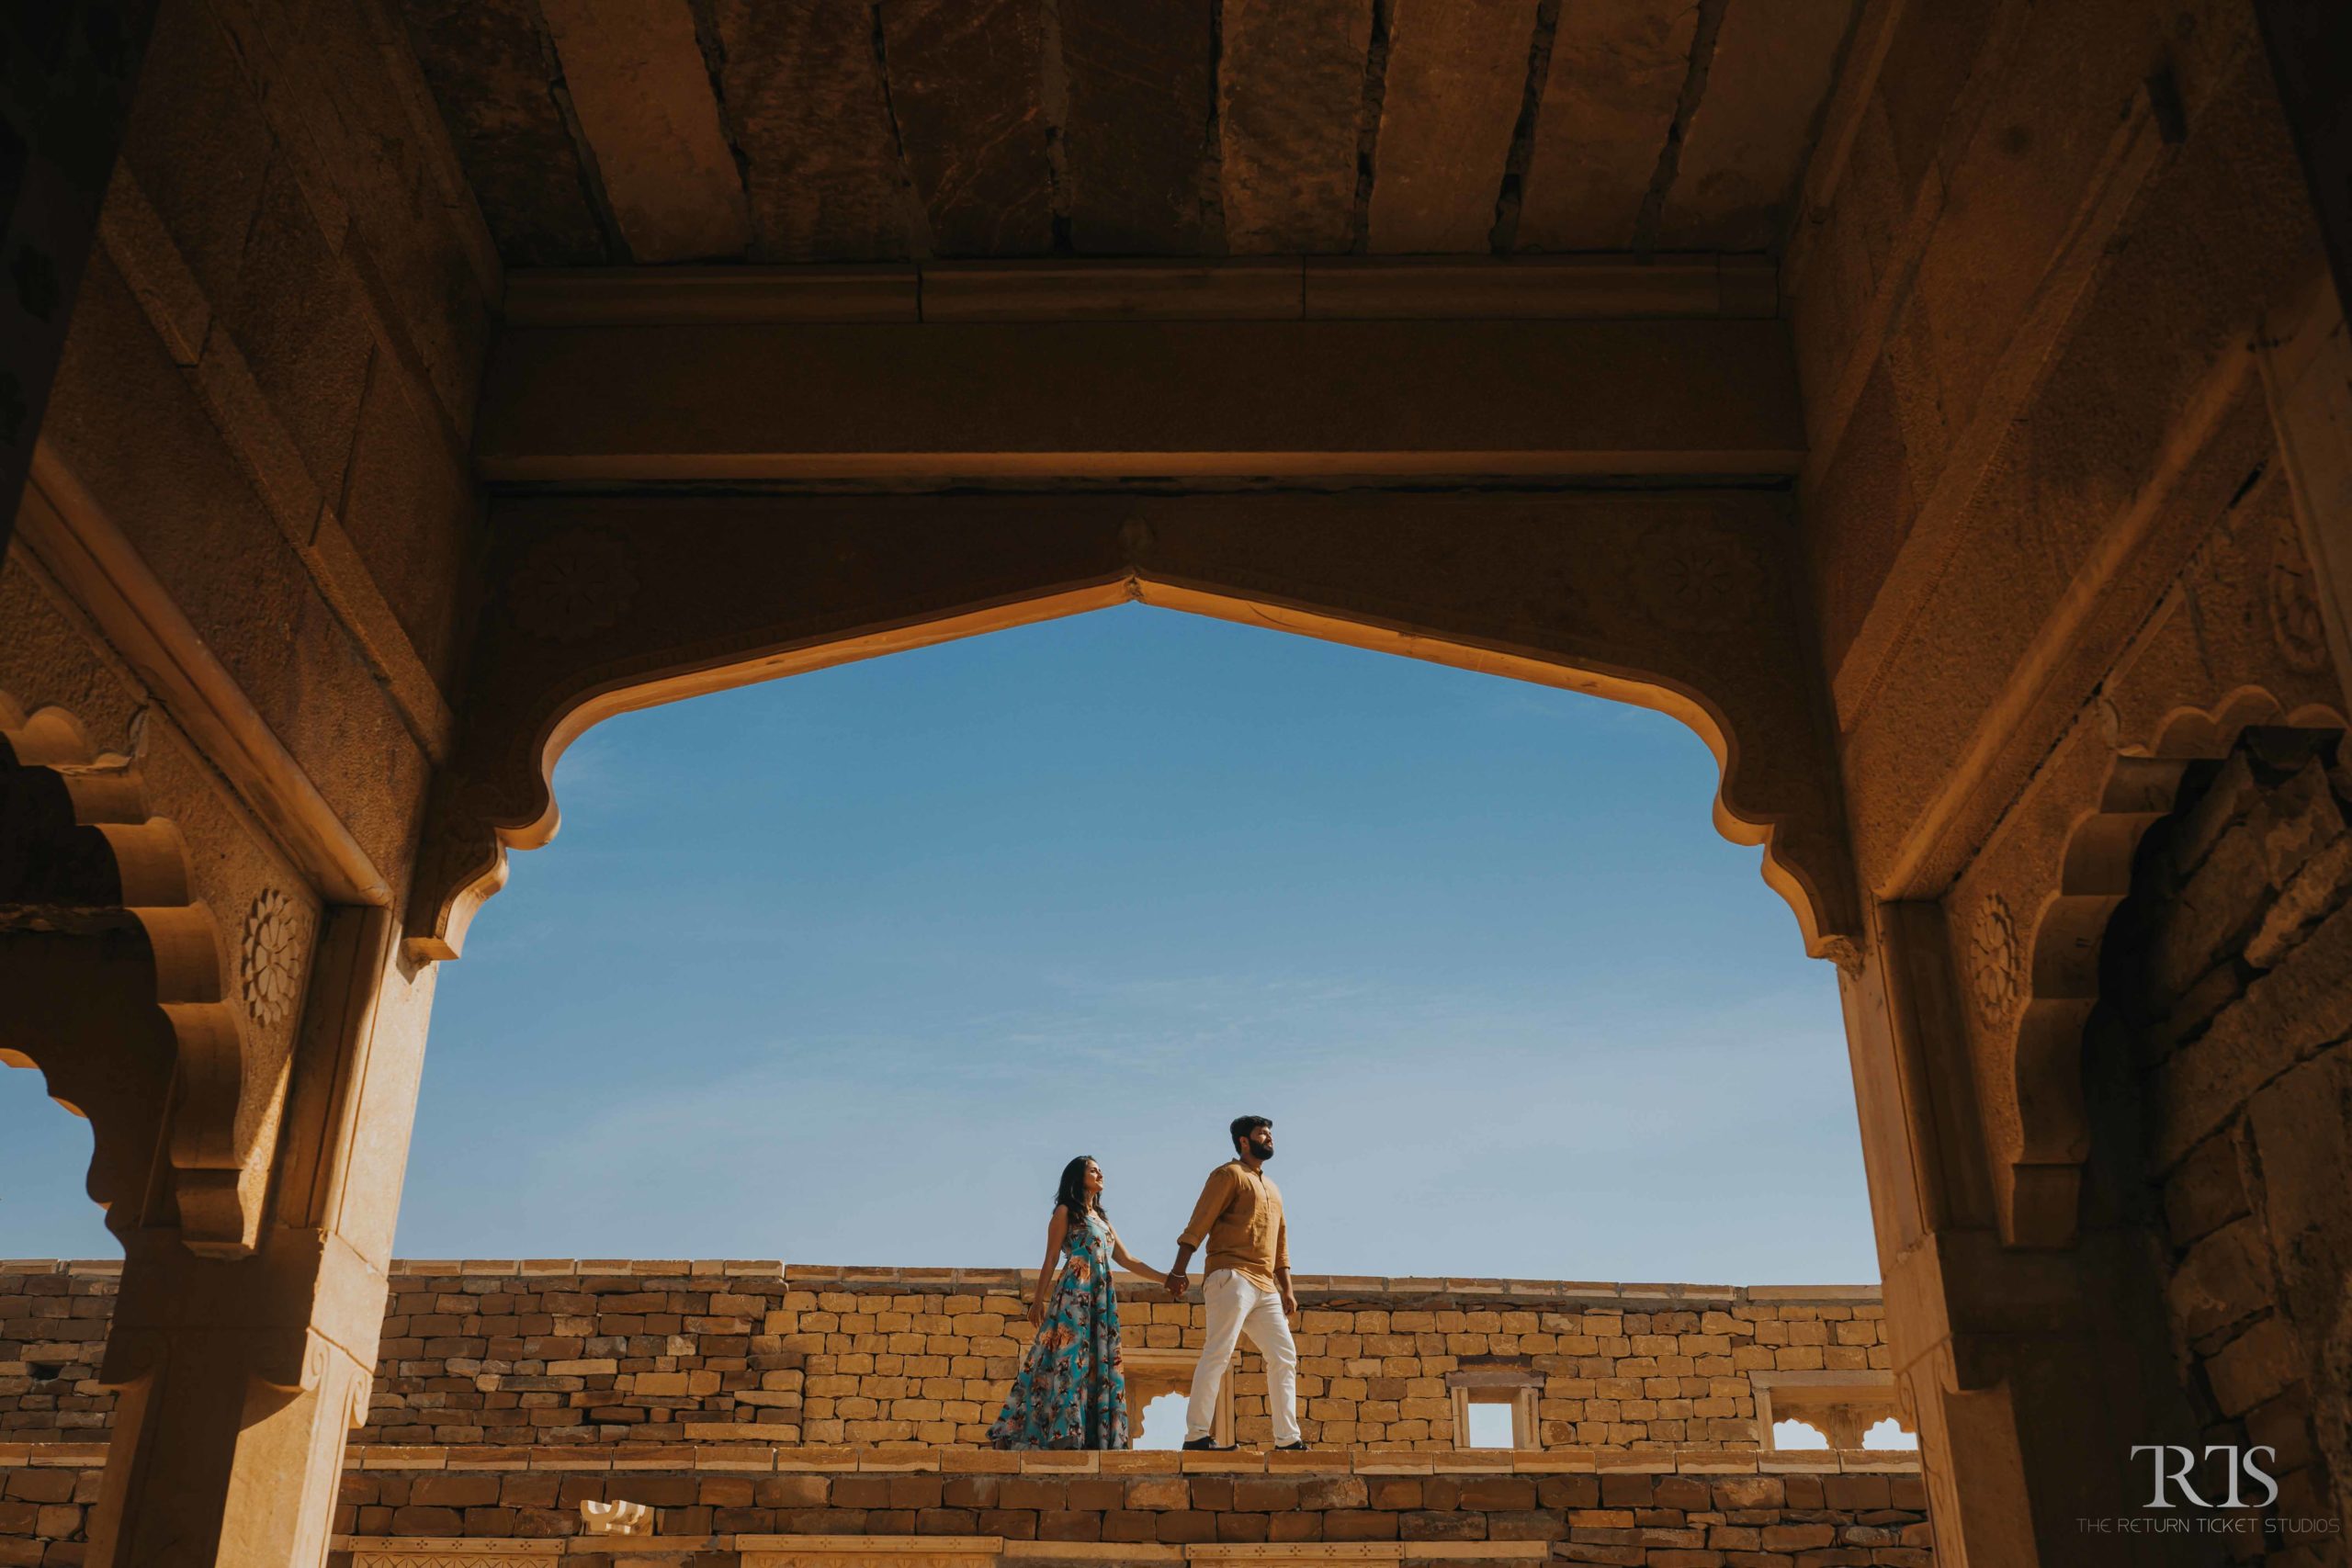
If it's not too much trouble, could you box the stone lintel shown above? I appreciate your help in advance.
[501,256,1776,328]
[474,317,1803,485]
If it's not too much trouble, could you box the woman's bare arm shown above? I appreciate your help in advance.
[1105,1225,1154,1279]
[1030,1206,1070,1326]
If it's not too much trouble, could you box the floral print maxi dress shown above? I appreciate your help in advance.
[989,1210,1131,1450]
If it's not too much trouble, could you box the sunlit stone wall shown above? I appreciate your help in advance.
[0,1262,1895,1452]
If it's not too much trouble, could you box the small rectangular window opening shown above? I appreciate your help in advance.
[1449,1375,1541,1450]
[1464,1398,1516,1448]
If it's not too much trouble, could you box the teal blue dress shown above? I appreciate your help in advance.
[989,1209,1132,1450]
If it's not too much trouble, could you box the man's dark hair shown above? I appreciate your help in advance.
[1230,1115,1272,1153]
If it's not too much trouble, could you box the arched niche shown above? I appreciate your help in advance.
[406,490,1863,970]
[1946,497,2350,1248]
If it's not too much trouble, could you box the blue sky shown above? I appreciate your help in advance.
[1,605,1877,1283]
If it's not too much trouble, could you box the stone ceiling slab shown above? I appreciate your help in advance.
[1657,0,1857,251]
[537,0,751,262]
[1061,0,1217,254]
[1366,0,1542,254]
[1218,0,1375,254]
[709,0,919,264]
[877,0,1055,257]
[1518,0,1698,251]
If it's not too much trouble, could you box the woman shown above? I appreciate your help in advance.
[988,1155,1157,1450]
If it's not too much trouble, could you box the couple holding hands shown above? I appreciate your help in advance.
[988,1115,1305,1451]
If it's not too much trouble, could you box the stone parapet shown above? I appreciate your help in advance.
[0,1264,1894,1453]
[0,1258,1882,1298]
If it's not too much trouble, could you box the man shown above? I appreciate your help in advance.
[1165,1114,1302,1450]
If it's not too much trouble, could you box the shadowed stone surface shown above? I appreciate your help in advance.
[398,0,612,265]
[537,0,751,261]
[708,0,918,263]
[1518,0,1696,250]
[1061,0,1216,254]
[1366,0,1542,254]
[878,0,1055,257]
[1218,0,1374,254]
[1656,0,1854,250]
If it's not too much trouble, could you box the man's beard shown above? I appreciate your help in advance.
[1254,1143,1275,1161]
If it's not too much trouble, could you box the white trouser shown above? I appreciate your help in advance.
[1186,1268,1299,1445]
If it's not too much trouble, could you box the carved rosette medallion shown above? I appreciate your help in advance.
[509,528,639,643]
[2267,531,2330,674]
[238,888,309,1029]
[1968,894,2024,1026]
[1640,529,1766,630]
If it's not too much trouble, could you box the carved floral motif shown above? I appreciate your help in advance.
[238,888,308,1029]
[1640,529,1767,629]
[1968,894,2023,1025]
[508,529,639,643]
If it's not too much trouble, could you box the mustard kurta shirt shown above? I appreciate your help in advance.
[1177,1159,1289,1287]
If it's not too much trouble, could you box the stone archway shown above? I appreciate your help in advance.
[408,490,1861,976]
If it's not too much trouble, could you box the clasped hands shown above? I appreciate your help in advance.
[1162,1269,1296,1319]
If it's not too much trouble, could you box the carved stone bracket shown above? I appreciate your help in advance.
[0,693,276,1256]
[408,491,1863,968]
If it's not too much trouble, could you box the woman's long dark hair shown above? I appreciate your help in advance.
[1054,1156,1105,1227]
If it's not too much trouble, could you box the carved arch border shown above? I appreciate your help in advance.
[408,491,1862,971]
[1987,685,2347,1248]
[0,690,266,1257]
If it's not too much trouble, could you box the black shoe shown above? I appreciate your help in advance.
[1275,1441,1309,1451]
[1182,1437,1233,1450]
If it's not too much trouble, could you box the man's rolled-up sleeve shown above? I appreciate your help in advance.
[1177,1168,1232,1249]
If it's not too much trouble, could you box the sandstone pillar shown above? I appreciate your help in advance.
[85,908,436,1567]
[1841,902,2206,1567]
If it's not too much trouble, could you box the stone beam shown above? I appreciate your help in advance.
[473,304,1802,484]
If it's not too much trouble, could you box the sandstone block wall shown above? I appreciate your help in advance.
[0,1264,1894,1453]
[0,1445,1933,1567]
[2109,729,2352,1537]
[0,1269,108,1445]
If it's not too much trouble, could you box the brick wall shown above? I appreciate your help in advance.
[1,1264,1894,1452]
[2108,728,2352,1542]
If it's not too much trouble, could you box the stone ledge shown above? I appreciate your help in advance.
[499,258,1779,329]
[0,1440,1919,1476]
[338,1538,1564,1563]
[0,1259,1882,1316]
[4,1258,1884,1308]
